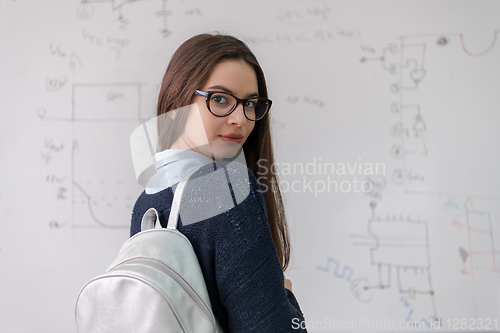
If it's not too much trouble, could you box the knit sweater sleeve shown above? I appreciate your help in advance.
[214,164,307,333]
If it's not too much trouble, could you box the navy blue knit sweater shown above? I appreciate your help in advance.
[130,160,307,332]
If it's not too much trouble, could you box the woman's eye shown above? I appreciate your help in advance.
[212,95,228,104]
[245,100,256,108]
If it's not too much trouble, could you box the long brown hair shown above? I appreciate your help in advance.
[156,32,291,271]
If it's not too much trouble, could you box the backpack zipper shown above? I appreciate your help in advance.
[114,257,217,330]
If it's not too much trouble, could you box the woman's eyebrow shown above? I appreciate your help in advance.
[207,85,259,98]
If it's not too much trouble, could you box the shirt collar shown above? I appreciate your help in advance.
[145,149,214,194]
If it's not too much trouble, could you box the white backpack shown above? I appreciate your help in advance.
[75,167,223,332]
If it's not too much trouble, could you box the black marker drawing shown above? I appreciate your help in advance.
[40,48,146,230]
[351,201,439,325]
[78,0,172,37]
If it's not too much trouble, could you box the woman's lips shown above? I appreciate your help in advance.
[219,135,242,144]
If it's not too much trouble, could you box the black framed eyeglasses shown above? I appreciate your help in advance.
[194,90,272,121]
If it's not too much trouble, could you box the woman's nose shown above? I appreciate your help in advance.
[227,103,248,125]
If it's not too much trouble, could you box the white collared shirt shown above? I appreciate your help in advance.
[145,148,215,194]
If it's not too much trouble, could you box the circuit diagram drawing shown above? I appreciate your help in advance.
[361,39,429,186]
[361,30,500,187]
[40,53,146,230]
[446,197,500,318]
[351,201,439,327]
[79,0,173,37]
[71,83,145,229]
[316,257,374,304]
[357,29,500,324]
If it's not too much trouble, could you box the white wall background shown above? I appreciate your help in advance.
[1,0,499,332]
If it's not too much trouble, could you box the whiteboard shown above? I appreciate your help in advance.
[1,0,499,332]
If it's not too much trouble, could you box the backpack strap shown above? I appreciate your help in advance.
[167,167,200,230]
[140,167,200,232]
[141,207,160,231]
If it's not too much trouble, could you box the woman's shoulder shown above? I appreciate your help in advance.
[179,161,272,246]
[179,160,269,233]
[130,160,268,236]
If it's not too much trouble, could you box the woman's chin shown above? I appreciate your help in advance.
[211,140,243,161]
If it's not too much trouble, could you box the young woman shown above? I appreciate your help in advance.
[130,33,307,332]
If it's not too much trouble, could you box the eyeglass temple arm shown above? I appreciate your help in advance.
[194,90,208,97]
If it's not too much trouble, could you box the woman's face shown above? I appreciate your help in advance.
[170,59,258,161]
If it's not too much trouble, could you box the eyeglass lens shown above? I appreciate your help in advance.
[209,92,269,120]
